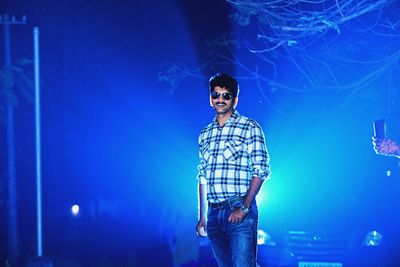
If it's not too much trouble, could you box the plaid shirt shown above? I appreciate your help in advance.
[197,110,270,203]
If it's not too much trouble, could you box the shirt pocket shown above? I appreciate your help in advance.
[223,140,246,162]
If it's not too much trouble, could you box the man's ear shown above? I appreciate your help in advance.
[233,96,239,109]
[209,95,213,107]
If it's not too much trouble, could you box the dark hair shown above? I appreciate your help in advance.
[209,73,239,97]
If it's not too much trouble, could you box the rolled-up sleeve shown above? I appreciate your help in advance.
[246,122,271,180]
[197,134,208,185]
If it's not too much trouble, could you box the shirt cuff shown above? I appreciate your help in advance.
[198,176,207,185]
[252,169,270,181]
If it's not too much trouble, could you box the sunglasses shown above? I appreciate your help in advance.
[211,91,233,100]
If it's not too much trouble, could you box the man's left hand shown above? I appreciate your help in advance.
[228,208,246,224]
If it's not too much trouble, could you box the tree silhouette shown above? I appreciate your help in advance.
[0,58,33,265]
[160,0,400,117]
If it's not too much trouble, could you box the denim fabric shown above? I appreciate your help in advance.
[207,199,258,267]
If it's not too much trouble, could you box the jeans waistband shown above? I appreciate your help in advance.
[208,196,244,209]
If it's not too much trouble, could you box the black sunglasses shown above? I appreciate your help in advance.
[211,91,233,100]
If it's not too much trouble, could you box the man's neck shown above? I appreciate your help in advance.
[216,110,234,127]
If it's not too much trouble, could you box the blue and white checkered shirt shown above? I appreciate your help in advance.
[197,110,271,203]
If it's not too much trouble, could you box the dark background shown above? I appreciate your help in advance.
[1,0,400,266]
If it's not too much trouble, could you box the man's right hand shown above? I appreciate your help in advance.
[196,218,207,237]
[372,137,400,158]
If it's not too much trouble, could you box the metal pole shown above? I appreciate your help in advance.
[33,26,43,258]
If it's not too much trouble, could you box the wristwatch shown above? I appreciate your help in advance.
[239,203,250,215]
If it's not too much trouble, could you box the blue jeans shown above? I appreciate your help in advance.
[207,199,258,267]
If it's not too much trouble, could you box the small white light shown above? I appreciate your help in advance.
[386,170,391,177]
[71,204,80,216]
[363,230,382,247]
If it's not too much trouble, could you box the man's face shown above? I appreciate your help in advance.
[209,86,237,116]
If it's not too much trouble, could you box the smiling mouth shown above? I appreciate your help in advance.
[216,103,226,107]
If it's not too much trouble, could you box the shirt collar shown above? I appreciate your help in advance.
[212,110,240,127]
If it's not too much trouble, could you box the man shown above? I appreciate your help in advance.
[372,137,400,159]
[372,134,400,266]
[196,73,271,267]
